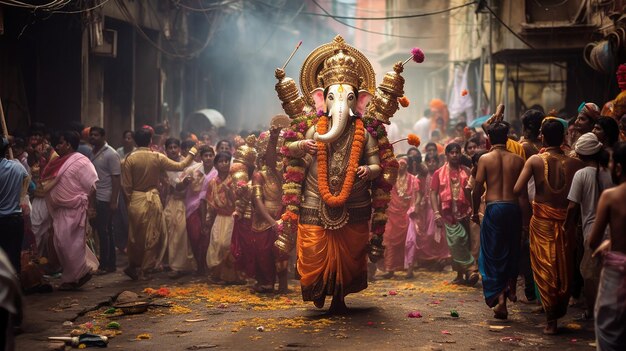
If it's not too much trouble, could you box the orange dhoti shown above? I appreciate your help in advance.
[529,202,572,321]
[297,222,369,301]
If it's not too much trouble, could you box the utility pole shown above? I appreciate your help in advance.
[488,0,496,115]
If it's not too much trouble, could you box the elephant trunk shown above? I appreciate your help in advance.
[314,103,350,144]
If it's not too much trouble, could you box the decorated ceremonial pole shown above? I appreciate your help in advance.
[282,40,302,70]
[0,97,13,159]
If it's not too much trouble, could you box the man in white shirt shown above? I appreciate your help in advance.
[413,108,431,146]
[564,132,614,319]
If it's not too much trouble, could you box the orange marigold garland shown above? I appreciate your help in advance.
[275,110,396,257]
[316,116,365,208]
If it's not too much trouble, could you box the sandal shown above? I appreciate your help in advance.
[466,272,480,286]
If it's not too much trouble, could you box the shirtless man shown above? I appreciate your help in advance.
[588,142,626,350]
[520,109,545,159]
[472,121,525,319]
[514,119,584,334]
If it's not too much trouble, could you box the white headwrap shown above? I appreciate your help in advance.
[575,132,603,156]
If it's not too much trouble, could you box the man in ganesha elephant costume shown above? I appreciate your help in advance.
[273,35,417,313]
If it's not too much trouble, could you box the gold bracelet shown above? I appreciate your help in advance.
[252,185,263,198]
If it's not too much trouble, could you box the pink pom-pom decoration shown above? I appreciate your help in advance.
[411,47,425,63]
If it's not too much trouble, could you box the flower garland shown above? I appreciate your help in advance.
[275,111,319,250]
[316,115,365,208]
[363,116,398,236]
[275,109,396,251]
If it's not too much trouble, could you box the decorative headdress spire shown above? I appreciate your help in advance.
[233,135,258,168]
[316,35,362,90]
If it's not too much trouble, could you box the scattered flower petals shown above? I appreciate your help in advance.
[408,311,422,318]
[388,290,398,296]
[441,330,452,335]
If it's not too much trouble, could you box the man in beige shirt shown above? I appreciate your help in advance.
[121,128,197,280]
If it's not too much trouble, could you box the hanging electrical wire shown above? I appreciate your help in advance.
[302,1,478,20]
[484,4,536,49]
[114,0,220,59]
[52,0,111,14]
[484,4,567,69]
[169,0,241,12]
[250,0,478,20]
[0,0,71,10]
[309,0,471,40]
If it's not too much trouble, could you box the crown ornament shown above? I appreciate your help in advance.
[317,36,362,90]
[233,134,258,169]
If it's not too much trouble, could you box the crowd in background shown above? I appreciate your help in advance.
[2,89,626,349]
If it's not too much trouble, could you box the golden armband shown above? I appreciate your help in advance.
[366,145,379,157]
[252,185,263,199]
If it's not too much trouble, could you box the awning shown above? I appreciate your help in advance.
[184,109,226,134]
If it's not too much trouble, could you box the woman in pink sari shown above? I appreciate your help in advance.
[406,153,450,276]
[381,156,419,279]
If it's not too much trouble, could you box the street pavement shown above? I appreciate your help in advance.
[16,266,596,350]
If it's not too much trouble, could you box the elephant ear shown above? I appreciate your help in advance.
[356,90,373,116]
[310,88,325,113]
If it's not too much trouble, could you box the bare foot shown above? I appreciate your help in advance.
[277,272,289,294]
[493,303,508,320]
[328,296,349,315]
[543,320,558,335]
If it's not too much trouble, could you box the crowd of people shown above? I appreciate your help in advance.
[376,95,626,348]
[1,90,626,349]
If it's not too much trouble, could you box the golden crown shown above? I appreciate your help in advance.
[317,36,362,90]
[233,135,257,168]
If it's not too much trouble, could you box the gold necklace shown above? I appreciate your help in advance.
[396,172,408,197]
